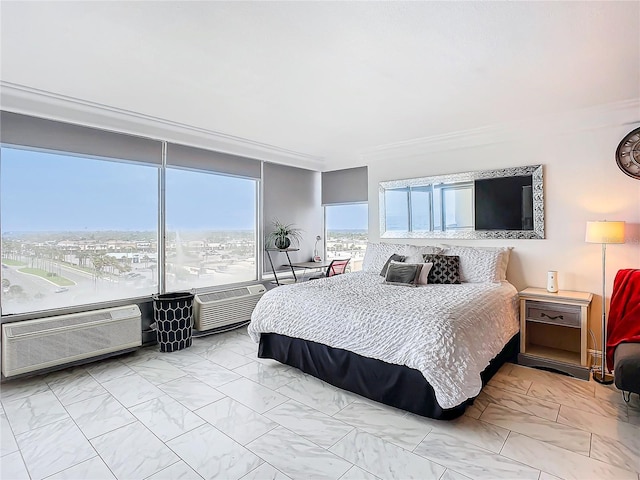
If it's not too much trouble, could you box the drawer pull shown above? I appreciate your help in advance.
[540,313,564,321]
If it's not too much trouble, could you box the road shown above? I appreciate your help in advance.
[1,262,154,315]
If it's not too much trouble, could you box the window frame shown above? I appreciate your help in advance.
[163,164,261,294]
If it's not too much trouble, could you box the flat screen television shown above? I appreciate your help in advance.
[474,175,534,231]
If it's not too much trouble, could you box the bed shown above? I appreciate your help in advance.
[248,243,520,420]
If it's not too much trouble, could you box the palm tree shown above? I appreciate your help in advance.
[76,251,88,267]
[91,253,108,284]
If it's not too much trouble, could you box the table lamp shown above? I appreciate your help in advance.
[313,235,322,262]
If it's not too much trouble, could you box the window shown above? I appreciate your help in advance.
[0,147,158,315]
[325,203,368,272]
[165,168,257,291]
[0,114,264,318]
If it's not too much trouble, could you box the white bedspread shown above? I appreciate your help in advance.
[248,271,519,409]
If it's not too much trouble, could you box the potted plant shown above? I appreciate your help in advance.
[266,219,303,250]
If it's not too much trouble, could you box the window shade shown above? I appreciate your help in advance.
[166,143,261,179]
[321,166,368,205]
[0,111,162,164]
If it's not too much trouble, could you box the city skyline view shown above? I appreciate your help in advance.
[1,226,367,315]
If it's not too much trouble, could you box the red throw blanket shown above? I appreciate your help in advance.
[606,269,640,371]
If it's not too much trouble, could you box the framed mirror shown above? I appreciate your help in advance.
[379,164,544,239]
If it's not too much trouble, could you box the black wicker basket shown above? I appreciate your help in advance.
[152,292,194,352]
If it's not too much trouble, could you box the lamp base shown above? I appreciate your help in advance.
[593,371,614,385]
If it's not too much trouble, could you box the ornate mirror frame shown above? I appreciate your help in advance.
[379,164,544,239]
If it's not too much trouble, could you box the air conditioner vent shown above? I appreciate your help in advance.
[2,305,142,377]
[6,312,112,336]
[197,287,251,303]
[194,284,266,332]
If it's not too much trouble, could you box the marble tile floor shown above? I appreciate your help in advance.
[1,328,639,480]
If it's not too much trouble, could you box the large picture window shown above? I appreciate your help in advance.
[165,168,257,291]
[0,113,278,318]
[325,203,368,272]
[0,147,158,315]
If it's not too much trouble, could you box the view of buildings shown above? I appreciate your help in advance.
[1,229,367,315]
[1,230,255,315]
[325,229,367,272]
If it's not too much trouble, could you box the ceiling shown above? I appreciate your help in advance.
[1,1,638,170]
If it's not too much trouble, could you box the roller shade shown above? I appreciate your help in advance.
[322,166,368,205]
[0,111,162,164]
[166,143,261,179]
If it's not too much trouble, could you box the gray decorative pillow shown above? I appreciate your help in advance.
[422,254,461,284]
[385,262,422,286]
[380,254,406,277]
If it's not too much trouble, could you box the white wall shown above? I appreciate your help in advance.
[263,162,323,273]
[366,109,640,352]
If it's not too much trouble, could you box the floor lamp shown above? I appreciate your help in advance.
[585,220,625,384]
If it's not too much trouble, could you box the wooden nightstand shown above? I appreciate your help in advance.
[518,287,593,380]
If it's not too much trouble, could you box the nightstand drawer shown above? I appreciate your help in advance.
[526,301,581,328]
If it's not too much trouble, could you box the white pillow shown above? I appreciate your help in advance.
[416,262,433,285]
[439,245,512,283]
[363,243,443,272]
[404,245,443,264]
[362,243,404,272]
[495,248,513,281]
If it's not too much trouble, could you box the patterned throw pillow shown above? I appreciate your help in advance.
[384,262,422,286]
[422,254,461,284]
[380,254,406,277]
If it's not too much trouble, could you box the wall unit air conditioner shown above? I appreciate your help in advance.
[2,304,141,378]
[194,284,266,332]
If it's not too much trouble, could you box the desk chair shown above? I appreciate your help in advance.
[309,259,350,280]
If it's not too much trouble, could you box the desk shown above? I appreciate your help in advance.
[290,261,332,270]
[265,248,299,286]
[290,261,332,279]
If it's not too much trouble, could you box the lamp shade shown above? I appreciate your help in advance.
[585,221,626,244]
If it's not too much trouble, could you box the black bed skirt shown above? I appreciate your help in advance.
[258,332,520,420]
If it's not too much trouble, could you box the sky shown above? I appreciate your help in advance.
[325,203,368,230]
[0,147,256,231]
[1,147,367,233]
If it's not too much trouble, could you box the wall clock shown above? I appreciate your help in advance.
[616,127,640,179]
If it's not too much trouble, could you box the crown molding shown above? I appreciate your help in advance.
[0,82,325,171]
[361,98,640,163]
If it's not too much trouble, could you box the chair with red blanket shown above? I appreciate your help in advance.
[606,269,640,398]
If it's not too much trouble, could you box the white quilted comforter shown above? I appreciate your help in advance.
[248,271,519,409]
